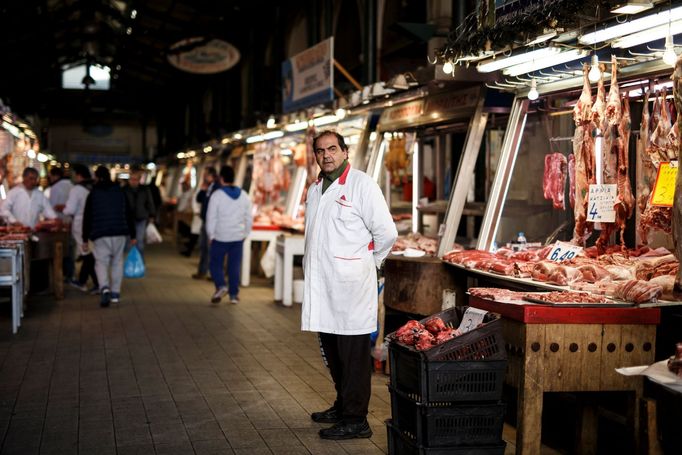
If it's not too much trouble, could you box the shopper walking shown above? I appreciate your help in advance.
[206,165,252,304]
[63,164,98,293]
[124,169,156,255]
[82,166,136,307]
[1,167,57,228]
[192,167,219,279]
[302,131,397,440]
[48,166,77,283]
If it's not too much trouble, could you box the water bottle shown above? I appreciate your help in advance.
[516,232,527,251]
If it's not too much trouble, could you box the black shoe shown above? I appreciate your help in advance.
[319,420,372,440]
[100,288,111,307]
[311,406,341,423]
[191,273,205,280]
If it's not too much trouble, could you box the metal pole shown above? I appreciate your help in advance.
[476,97,529,251]
[364,0,377,85]
[437,88,489,258]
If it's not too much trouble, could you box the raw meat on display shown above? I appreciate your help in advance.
[649,275,675,300]
[614,279,663,303]
[468,287,527,302]
[543,153,568,209]
[392,316,462,351]
[525,291,611,304]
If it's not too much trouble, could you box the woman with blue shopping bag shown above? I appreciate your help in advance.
[82,166,137,307]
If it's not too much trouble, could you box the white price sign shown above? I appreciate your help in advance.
[588,184,617,223]
[457,308,487,334]
[546,241,583,262]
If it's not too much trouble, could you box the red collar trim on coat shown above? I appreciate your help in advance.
[338,163,351,185]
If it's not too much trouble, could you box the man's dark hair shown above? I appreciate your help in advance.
[22,167,39,178]
[205,167,218,177]
[72,163,91,180]
[49,167,64,178]
[220,165,235,184]
[95,165,111,183]
[313,130,348,152]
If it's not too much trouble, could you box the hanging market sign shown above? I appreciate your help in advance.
[168,38,240,74]
[378,100,424,131]
[424,87,480,118]
[281,38,334,113]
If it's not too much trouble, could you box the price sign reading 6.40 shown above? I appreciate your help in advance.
[546,241,583,263]
[587,184,617,223]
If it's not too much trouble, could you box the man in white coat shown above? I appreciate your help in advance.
[302,131,397,440]
[1,167,57,228]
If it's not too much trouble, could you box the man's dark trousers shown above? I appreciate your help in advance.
[318,333,372,422]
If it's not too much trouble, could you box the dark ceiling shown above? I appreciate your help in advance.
[0,0,307,151]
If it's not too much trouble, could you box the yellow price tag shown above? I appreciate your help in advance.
[651,161,678,207]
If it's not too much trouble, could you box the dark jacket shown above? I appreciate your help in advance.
[83,182,136,242]
[124,185,156,221]
[148,183,162,213]
[199,181,221,221]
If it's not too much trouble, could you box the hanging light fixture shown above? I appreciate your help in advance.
[588,54,601,82]
[527,78,539,100]
[663,5,678,67]
[442,60,454,75]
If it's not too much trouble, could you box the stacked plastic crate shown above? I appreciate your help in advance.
[386,306,508,455]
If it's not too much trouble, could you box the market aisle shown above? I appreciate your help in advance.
[0,242,392,455]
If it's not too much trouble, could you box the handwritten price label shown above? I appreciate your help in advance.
[588,184,617,223]
[546,241,583,262]
[651,161,678,207]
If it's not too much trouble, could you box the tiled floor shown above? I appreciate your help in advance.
[0,243,393,455]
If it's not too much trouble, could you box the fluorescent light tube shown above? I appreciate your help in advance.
[246,134,263,144]
[610,1,653,15]
[285,121,309,132]
[312,115,339,127]
[263,131,284,140]
[580,6,682,45]
[502,49,589,77]
[612,19,682,48]
[477,47,561,73]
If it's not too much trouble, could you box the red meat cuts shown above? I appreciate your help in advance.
[414,330,435,351]
[468,287,527,302]
[577,264,611,283]
[568,154,576,208]
[525,291,611,304]
[424,317,447,334]
[614,279,663,303]
[543,153,568,210]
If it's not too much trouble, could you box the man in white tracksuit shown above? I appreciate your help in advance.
[302,131,397,440]
[205,165,252,304]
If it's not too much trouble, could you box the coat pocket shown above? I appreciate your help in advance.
[333,256,363,282]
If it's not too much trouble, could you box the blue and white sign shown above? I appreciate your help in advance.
[282,38,334,113]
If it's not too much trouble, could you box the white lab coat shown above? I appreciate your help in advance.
[63,184,89,253]
[1,185,57,228]
[49,179,74,220]
[302,166,397,335]
[190,188,202,235]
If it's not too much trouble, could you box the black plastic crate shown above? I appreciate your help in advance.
[386,306,506,363]
[389,345,507,403]
[386,420,507,455]
[389,386,505,447]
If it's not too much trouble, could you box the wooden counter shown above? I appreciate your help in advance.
[469,296,660,455]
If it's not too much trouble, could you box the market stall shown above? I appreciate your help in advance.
[364,85,512,315]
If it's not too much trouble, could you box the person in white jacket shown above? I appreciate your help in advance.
[205,165,252,304]
[63,164,98,292]
[1,167,57,228]
[302,131,397,440]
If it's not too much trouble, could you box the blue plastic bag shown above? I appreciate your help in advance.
[124,246,145,278]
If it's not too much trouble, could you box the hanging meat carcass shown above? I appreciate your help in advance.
[672,55,682,295]
[615,95,635,246]
[543,153,567,210]
[636,91,652,215]
[573,64,595,245]
[640,89,676,241]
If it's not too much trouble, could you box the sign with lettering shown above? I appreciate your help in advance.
[588,184,617,223]
[651,161,678,207]
[546,241,583,262]
[281,38,334,113]
[167,38,240,74]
